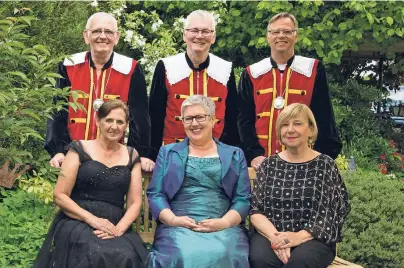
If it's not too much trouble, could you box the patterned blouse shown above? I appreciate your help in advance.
[250,154,349,244]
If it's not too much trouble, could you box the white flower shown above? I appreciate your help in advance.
[213,13,221,25]
[140,10,145,14]
[124,30,134,43]
[173,17,186,32]
[131,34,146,48]
[90,0,98,7]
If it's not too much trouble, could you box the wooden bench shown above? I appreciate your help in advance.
[137,169,362,267]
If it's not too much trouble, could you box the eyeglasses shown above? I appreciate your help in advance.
[267,29,297,36]
[185,28,215,37]
[182,114,210,124]
[87,28,116,38]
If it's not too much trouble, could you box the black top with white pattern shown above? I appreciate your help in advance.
[250,154,349,245]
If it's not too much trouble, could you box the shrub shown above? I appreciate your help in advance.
[0,189,54,267]
[339,171,404,268]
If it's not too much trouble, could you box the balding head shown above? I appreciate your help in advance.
[86,12,118,31]
[184,10,216,32]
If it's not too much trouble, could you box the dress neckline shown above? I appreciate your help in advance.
[275,153,322,164]
[188,154,219,158]
[77,140,132,168]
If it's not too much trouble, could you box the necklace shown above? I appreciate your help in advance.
[89,58,113,112]
[272,67,292,110]
[96,140,120,165]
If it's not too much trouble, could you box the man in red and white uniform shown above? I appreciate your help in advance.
[238,12,341,170]
[45,12,154,171]
[148,10,239,161]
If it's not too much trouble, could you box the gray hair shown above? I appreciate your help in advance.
[86,12,118,30]
[184,10,216,31]
[181,95,216,118]
[267,12,298,30]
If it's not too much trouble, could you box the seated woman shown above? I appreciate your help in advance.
[146,95,250,268]
[35,100,148,268]
[249,103,350,268]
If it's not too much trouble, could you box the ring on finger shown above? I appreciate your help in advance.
[284,238,290,244]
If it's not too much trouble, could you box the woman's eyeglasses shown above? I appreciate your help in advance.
[182,114,210,124]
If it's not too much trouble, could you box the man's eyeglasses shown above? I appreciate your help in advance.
[185,28,215,37]
[87,28,116,38]
[182,114,210,124]
[267,29,297,36]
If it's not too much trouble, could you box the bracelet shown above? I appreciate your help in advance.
[170,216,176,226]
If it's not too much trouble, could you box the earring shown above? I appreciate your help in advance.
[308,137,313,145]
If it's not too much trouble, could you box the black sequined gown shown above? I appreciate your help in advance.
[34,141,147,268]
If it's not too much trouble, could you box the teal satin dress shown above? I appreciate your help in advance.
[147,156,250,268]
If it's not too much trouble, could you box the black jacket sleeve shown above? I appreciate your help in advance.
[148,60,168,161]
[44,61,72,157]
[126,63,151,158]
[237,69,265,165]
[310,61,342,159]
[220,69,240,147]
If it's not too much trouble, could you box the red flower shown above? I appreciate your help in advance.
[380,154,386,160]
[389,140,396,148]
[393,152,400,157]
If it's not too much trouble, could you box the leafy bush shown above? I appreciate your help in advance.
[339,171,404,268]
[331,80,397,171]
[0,189,54,267]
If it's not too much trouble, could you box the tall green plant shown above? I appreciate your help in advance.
[0,11,71,182]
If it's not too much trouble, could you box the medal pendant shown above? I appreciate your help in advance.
[93,99,104,112]
[274,96,285,109]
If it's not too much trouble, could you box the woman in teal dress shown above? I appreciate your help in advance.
[146,95,251,267]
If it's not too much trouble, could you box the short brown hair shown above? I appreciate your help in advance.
[276,103,318,144]
[267,12,298,30]
[97,100,129,122]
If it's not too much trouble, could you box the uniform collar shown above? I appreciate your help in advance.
[88,52,114,70]
[185,52,210,71]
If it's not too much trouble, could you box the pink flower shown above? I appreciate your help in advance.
[380,154,386,160]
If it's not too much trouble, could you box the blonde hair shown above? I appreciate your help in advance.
[276,103,318,144]
[267,12,298,31]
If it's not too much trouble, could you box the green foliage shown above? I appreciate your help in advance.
[19,168,55,204]
[0,10,72,185]
[0,2,91,57]
[330,80,395,170]
[0,189,54,267]
[335,154,349,171]
[339,170,404,267]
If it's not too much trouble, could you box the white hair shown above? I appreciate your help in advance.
[181,95,216,118]
[184,10,216,31]
[86,12,118,30]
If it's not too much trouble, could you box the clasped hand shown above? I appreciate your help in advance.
[171,216,229,233]
[87,216,126,240]
[271,231,301,249]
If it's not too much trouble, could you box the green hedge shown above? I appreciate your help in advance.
[339,171,404,268]
[0,189,54,267]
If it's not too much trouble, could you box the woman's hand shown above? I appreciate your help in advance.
[271,231,302,249]
[171,216,199,229]
[93,230,115,240]
[86,216,118,236]
[192,218,230,233]
[93,224,127,239]
[274,247,290,264]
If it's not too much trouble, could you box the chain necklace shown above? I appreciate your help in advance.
[96,139,120,165]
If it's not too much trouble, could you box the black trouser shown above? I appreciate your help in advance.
[249,232,335,268]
